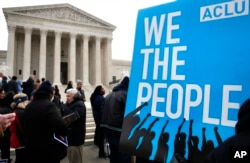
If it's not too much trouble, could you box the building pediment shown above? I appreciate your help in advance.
[3,3,115,29]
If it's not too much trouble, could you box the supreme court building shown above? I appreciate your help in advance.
[3,3,118,86]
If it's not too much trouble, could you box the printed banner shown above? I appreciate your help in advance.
[120,0,250,162]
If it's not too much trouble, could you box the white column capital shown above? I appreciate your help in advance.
[106,37,113,42]
[82,34,90,39]
[55,31,62,37]
[24,27,32,34]
[95,35,102,40]
[7,25,16,33]
[70,33,77,39]
[40,29,48,35]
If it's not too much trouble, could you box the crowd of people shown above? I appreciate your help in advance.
[0,73,88,163]
[0,72,247,163]
[0,72,133,163]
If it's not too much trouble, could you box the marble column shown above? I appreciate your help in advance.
[39,29,48,79]
[6,25,16,76]
[53,31,62,85]
[82,35,90,85]
[68,33,76,82]
[94,36,101,85]
[23,27,32,80]
[103,38,112,86]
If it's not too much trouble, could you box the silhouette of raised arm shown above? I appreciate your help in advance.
[160,120,169,136]
[214,126,222,145]
[202,127,206,150]
[188,120,194,142]
[126,102,148,118]
[135,113,151,131]
[177,118,186,135]
[148,118,159,131]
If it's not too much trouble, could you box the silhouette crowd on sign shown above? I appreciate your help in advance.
[120,103,223,163]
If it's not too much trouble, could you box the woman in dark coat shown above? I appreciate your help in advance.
[90,85,106,157]
[24,81,68,163]
[10,93,29,163]
[64,81,73,93]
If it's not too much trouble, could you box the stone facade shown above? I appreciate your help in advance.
[2,3,127,86]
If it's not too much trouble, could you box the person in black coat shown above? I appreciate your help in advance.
[101,76,131,163]
[5,76,18,94]
[24,80,68,163]
[205,98,250,163]
[23,75,35,100]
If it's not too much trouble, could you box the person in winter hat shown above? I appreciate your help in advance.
[205,98,250,163]
[24,80,68,163]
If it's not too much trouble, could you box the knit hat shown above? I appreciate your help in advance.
[112,76,129,92]
[12,93,29,109]
[120,76,129,88]
[14,95,28,104]
[36,80,53,95]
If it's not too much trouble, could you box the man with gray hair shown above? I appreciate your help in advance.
[62,88,86,163]
[76,79,86,102]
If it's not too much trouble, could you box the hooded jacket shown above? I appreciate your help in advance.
[101,76,129,132]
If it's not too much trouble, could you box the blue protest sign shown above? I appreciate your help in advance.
[120,0,250,162]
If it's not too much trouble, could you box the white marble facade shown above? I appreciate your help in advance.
[3,3,116,86]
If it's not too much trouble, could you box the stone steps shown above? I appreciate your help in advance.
[85,107,95,145]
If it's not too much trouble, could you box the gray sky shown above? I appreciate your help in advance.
[0,0,173,61]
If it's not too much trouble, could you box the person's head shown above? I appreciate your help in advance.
[90,85,105,106]
[0,88,5,99]
[113,76,130,92]
[29,75,35,80]
[66,88,80,104]
[41,78,45,82]
[2,76,7,81]
[36,78,41,83]
[12,76,17,81]
[76,79,82,89]
[34,80,54,100]
[235,98,250,133]
[12,93,29,109]
[55,85,59,90]
[93,85,105,96]
[17,79,22,85]
[4,91,15,106]
[120,76,129,88]
[67,81,73,87]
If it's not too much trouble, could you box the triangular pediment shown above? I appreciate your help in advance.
[3,3,115,29]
